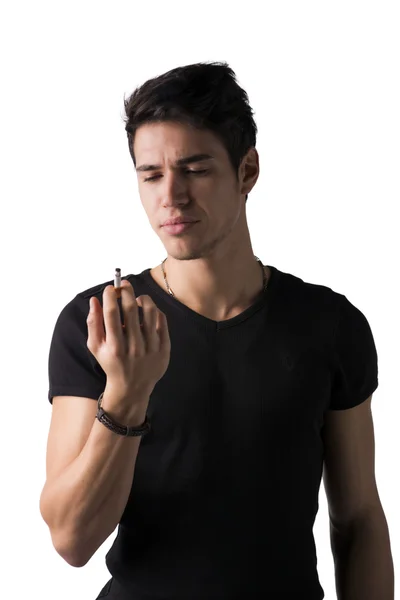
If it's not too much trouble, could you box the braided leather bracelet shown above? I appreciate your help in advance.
[96,392,151,437]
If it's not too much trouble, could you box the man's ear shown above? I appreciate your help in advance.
[239,147,259,196]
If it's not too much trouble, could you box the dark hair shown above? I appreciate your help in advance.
[122,61,258,202]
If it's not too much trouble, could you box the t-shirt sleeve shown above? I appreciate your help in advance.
[47,294,106,404]
[329,294,379,411]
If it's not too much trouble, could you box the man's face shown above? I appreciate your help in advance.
[133,121,256,262]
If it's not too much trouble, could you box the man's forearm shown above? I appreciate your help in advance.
[331,508,394,600]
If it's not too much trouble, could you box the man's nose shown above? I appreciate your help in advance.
[161,171,189,205]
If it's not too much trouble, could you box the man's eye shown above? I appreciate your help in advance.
[144,169,208,183]
[186,169,208,176]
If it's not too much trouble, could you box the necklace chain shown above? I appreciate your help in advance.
[160,255,268,297]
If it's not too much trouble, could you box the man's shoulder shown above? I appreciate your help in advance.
[76,269,149,300]
[276,266,344,310]
[54,269,151,323]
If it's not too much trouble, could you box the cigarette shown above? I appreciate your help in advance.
[114,267,126,330]
[114,267,122,298]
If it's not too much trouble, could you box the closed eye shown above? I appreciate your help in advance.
[143,169,209,183]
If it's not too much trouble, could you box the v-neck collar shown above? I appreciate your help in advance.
[135,264,280,331]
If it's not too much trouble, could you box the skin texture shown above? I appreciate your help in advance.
[322,395,394,599]
[322,395,380,530]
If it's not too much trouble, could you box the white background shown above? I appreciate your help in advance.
[1,2,398,599]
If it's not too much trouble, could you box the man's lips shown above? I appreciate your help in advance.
[162,217,198,226]
[162,221,199,235]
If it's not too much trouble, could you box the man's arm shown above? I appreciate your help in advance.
[40,388,148,567]
[322,395,395,600]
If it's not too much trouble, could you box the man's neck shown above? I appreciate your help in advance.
[149,259,270,322]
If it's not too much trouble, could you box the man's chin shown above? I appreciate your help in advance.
[163,247,205,262]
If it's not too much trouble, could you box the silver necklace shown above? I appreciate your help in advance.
[160,255,268,297]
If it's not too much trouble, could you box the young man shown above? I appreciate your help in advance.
[40,62,394,600]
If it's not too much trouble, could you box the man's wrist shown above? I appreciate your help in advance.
[100,386,150,427]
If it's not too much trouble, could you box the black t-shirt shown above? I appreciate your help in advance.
[47,265,379,600]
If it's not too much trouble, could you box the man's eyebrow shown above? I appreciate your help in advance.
[136,153,215,173]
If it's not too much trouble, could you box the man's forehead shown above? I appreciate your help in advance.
[134,122,222,159]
